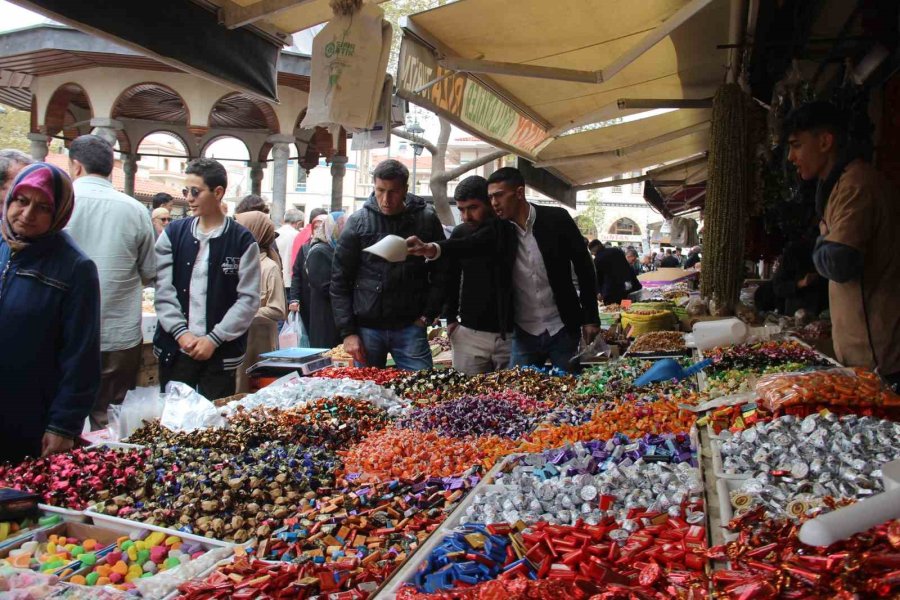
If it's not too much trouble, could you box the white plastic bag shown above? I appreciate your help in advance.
[279,312,309,349]
[107,386,165,441]
[300,3,393,130]
[159,382,225,433]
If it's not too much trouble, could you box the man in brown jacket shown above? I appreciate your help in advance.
[785,101,900,387]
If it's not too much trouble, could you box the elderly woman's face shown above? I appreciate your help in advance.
[7,187,53,238]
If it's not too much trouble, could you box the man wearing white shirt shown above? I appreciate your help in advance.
[66,135,156,429]
[275,208,303,300]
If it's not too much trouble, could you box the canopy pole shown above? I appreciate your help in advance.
[726,0,748,84]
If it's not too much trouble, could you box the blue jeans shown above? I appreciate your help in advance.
[357,324,433,371]
[510,326,580,372]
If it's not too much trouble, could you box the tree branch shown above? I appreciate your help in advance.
[440,149,509,182]
[390,128,438,155]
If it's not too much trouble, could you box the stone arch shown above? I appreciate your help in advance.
[608,217,641,236]
[44,82,93,141]
[208,92,279,133]
[135,130,191,157]
[200,135,252,161]
[111,82,190,125]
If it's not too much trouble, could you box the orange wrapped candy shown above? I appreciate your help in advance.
[338,428,515,479]
[517,398,697,453]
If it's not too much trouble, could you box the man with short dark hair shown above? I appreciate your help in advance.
[66,135,156,429]
[441,176,512,374]
[408,167,599,370]
[595,245,642,305]
[154,158,260,398]
[331,159,446,369]
[0,149,33,200]
[587,239,602,258]
[152,192,174,211]
[785,100,900,384]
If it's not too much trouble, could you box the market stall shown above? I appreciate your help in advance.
[1,328,898,599]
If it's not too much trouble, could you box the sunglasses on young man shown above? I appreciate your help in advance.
[182,186,204,198]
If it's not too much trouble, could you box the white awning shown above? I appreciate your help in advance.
[398,0,731,185]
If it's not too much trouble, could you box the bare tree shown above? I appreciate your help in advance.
[392,119,508,224]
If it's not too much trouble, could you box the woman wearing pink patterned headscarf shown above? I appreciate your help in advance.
[0,162,101,464]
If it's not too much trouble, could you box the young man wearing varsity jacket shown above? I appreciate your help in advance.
[153,158,260,399]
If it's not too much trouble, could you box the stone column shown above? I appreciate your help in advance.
[26,133,49,162]
[89,118,124,146]
[249,161,264,196]
[330,155,348,212]
[122,153,139,197]
[267,134,293,227]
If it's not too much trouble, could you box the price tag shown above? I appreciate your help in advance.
[621,299,633,309]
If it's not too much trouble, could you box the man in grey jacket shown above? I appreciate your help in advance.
[66,135,156,429]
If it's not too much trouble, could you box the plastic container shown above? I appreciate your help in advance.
[687,318,748,351]
[83,507,234,549]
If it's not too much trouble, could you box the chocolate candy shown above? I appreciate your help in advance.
[717,413,900,516]
[709,508,900,598]
[396,394,544,439]
[0,447,148,510]
[464,445,702,527]
[339,428,504,480]
[706,340,829,373]
[400,520,708,597]
[128,398,391,453]
[96,443,339,543]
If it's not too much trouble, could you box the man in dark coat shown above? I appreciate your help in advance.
[330,160,446,370]
[594,245,642,305]
[407,167,599,370]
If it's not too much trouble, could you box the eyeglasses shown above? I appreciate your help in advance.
[156,217,171,223]
[182,186,205,198]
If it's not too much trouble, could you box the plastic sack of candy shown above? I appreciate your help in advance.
[755,367,900,415]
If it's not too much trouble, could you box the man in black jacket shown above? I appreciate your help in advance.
[594,245,642,305]
[442,176,513,374]
[330,159,446,370]
[408,167,599,370]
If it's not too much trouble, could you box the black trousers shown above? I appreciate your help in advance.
[158,353,236,400]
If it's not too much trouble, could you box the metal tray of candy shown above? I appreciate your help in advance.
[622,348,693,361]
[373,456,519,600]
[709,438,751,481]
[86,442,146,451]
[83,506,234,549]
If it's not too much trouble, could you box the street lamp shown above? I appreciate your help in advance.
[408,121,425,194]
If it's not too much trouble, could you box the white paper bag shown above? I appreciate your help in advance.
[301,3,393,130]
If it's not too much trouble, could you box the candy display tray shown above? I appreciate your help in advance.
[83,507,234,549]
[373,456,518,600]
[715,478,742,543]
